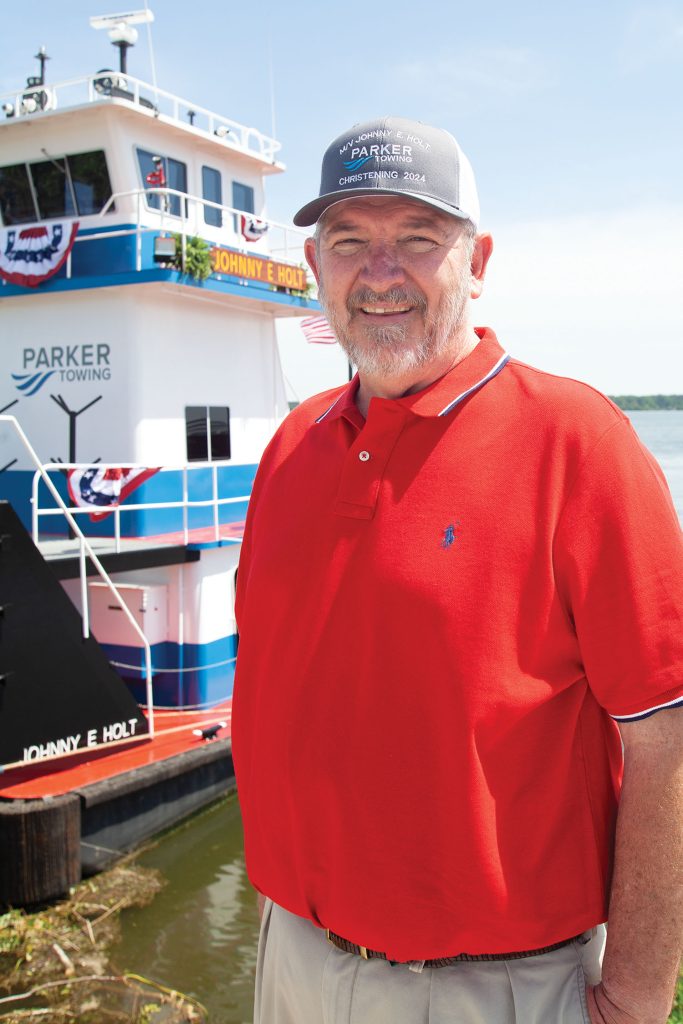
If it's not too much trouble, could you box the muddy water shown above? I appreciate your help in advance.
[117,795,260,1024]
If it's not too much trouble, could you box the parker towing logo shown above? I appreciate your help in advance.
[11,344,112,396]
[343,143,414,172]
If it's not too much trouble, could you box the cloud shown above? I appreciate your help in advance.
[396,47,546,102]
[620,5,683,71]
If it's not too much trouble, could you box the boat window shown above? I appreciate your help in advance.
[137,148,188,218]
[232,181,254,215]
[185,406,231,462]
[0,164,36,225]
[232,181,254,234]
[67,151,114,216]
[202,166,222,227]
[209,406,231,459]
[30,157,78,220]
[0,150,114,225]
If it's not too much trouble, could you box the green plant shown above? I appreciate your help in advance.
[669,971,683,1023]
[171,234,213,281]
[138,1001,163,1023]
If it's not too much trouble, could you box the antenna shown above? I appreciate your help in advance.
[89,9,154,74]
[142,0,158,96]
[89,10,155,30]
[267,24,277,142]
[33,47,50,86]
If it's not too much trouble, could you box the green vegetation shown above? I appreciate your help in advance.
[670,972,683,1024]
[608,394,683,411]
[171,234,213,281]
[0,863,206,1022]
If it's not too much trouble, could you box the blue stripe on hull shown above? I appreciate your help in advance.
[104,634,238,708]
[0,226,322,312]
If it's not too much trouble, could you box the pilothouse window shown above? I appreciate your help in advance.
[68,151,114,216]
[0,150,114,225]
[202,166,222,227]
[30,158,77,220]
[0,165,36,225]
[185,406,231,462]
[232,181,254,214]
[137,149,187,218]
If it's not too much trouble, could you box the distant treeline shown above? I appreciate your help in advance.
[609,395,683,411]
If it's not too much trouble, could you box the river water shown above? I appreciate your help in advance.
[117,795,259,1023]
[116,411,683,1024]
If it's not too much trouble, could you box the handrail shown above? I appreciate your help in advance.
[1,416,156,738]
[31,461,251,551]
[96,187,311,267]
[0,72,282,163]
[98,187,307,242]
[58,187,315,286]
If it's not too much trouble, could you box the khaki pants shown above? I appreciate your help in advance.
[254,900,606,1024]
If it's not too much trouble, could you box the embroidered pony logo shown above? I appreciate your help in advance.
[441,522,460,549]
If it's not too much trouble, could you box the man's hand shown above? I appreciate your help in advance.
[587,982,669,1024]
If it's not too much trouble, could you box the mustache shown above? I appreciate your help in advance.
[346,288,428,314]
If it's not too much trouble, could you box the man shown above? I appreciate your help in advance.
[232,116,682,1023]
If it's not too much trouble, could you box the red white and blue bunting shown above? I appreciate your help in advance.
[0,221,79,287]
[239,215,268,243]
[67,466,159,521]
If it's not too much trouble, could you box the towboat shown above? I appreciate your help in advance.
[0,8,320,906]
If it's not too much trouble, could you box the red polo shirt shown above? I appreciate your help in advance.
[232,328,683,961]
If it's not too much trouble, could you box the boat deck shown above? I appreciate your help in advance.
[40,521,245,577]
[0,701,233,801]
[39,520,246,559]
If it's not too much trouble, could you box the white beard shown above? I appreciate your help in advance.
[319,261,472,378]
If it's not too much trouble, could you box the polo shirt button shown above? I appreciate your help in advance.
[358,450,371,462]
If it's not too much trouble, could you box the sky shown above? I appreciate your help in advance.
[2,0,682,399]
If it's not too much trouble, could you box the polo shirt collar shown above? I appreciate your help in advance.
[316,327,508,425]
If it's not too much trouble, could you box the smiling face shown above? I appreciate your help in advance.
[304,197,491,384]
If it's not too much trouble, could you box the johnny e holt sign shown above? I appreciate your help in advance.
[211,247,307,292]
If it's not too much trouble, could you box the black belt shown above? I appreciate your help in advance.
[325,929,582,967]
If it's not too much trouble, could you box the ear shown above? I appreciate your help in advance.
[304,237,321,285]
[470,233,493,300]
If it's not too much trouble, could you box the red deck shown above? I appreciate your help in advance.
[0,702,232,801]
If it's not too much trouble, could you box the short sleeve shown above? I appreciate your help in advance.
[553,418,683,720]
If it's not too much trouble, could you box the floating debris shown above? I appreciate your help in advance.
[0,862,207,1022]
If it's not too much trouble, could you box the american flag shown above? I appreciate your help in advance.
[300,316,337,345]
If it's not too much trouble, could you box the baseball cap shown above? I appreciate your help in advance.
[293,116,480,229]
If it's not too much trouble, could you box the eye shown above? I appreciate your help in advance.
[402,236,439,253]
[330,237,366,254]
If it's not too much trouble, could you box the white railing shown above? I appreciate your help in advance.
[0,72,282,163]
[31,461,250,552]
[85,186,313,278]
[0,416,156,738]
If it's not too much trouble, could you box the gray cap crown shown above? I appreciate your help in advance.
[293,116,480,228]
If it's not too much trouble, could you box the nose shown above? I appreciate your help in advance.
[358,242,406,293]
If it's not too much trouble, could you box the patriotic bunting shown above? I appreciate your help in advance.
[240,215,269,242]
[67,466,159,521]
[0,221,80,288]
